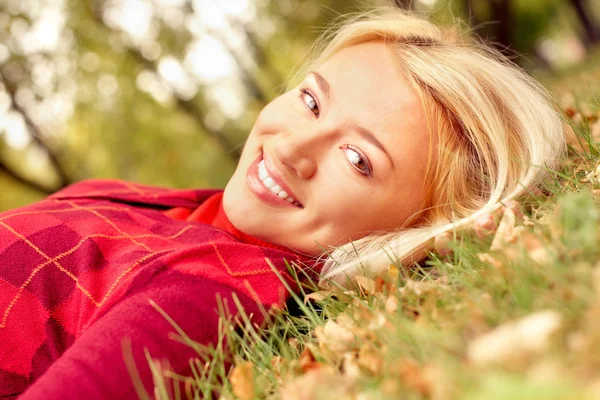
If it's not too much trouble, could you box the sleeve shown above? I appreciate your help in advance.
[18,273,264,400]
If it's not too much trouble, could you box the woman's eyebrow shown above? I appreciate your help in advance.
[309,71,330,99]
[353,125,395,170]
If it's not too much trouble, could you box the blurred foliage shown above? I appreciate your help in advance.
[0,0,598,211]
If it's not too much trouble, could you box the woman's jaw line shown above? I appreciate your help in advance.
[245,150,304,209]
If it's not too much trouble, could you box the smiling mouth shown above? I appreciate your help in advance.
[257,159,304,208]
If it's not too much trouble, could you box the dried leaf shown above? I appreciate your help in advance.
[336,313,357,331]
[288,337,300,351]
[341,352,361,381]
[280,369,353,400]
[477,252,502,268]
[521,232,552,264]
[303,290,335,303]
[357,344,383,375]
[271,356,284,379]
[299,346,323,373]
[315,320,355,354]
[467,310,562,367]
[385,295,399,313]
[474,212,498,239]
[304,289,353,304]
[490,208,517,251]
[353,275,377,294]
[388,264,400,280]
[395,359,432,397]
[400,279,448,297]
[229,362,254,400]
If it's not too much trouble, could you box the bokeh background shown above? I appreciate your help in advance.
[0,0,598,211]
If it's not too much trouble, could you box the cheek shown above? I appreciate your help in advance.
[252,95,291,132]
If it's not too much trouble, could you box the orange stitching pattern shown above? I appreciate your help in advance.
[66,201,153,252]
[0,220,100,327]
[99,252,159,305]
[0,205,127,222]
[210,241,273,276]
[0,226,191,328]
[120,181,159,198]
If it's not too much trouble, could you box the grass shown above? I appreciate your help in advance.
[143,61,600,400]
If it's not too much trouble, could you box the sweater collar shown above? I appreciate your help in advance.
[184,192,316,264]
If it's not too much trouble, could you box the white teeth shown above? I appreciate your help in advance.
[258,167,267,181]
[263,176,276,189]
[271,184,282,193]
[258,158,300,206]
[258,160,268,180]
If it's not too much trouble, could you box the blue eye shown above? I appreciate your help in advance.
[341,145,372,177]
[299,88,319,117]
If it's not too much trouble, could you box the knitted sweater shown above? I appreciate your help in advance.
[0,179,312,399]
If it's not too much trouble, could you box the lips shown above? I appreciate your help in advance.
[245,152,303,208]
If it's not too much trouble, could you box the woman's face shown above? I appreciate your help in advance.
[223,41,432,255]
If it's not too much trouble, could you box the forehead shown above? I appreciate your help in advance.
[317,41,424,129]
[316,41,430,173]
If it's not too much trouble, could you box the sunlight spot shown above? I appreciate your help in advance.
[185,35,237,83]
[158,56,197,100]
[136,70,174,105]
[0,44,9,64]
[97,74,119,97]
[103,0,154,44]
[192,0,226,29]
[81,52,101,72]
[2,112,31,150]
[205,79,246,119]
[0,92,11,113]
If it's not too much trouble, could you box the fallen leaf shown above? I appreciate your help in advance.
[229,362,254,400]
[400,279,448,297]
[467,310,562,367]
[388,264,400,280]
[385,295,399,313]
[315,320,355,354]
[477,252,502,268]
[280,368,353,400]
[288,337,300,351]
[502,200,524,221]
[353,275,377,295]
[341,352,361,381]
[490,208,517,251]
[303,290,334,303]
[357,344,383,375]
[521,232,552,264]
[336,313,357,331]
[395,359,432,397]
[303,290,352,304]
[474,212,498,239]
[299,346,323,373]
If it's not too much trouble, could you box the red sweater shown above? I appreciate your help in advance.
[0,179,316,399]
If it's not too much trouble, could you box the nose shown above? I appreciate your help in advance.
[274,131,320,179]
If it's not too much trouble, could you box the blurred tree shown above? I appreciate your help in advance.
[568,0,599,47]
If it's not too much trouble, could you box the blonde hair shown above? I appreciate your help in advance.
[288,8,566,285]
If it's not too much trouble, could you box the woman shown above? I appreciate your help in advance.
[1,8,565,399]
